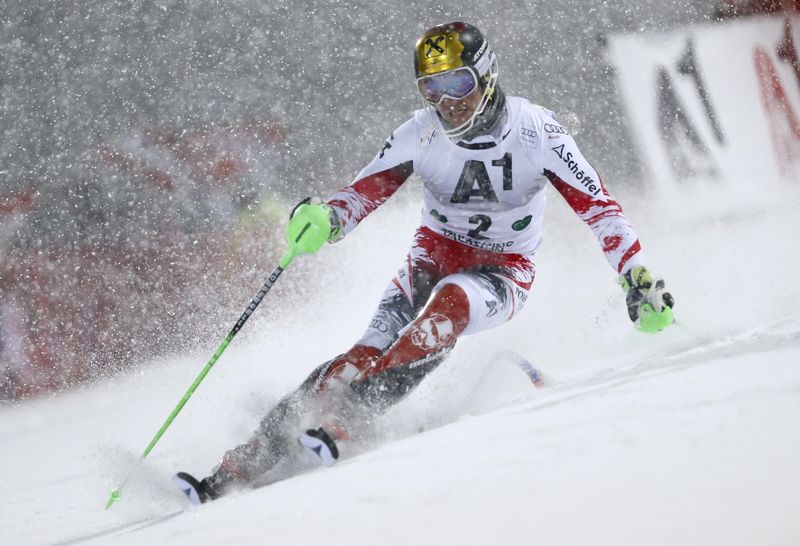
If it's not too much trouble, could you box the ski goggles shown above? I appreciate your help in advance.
[416,67,479,104]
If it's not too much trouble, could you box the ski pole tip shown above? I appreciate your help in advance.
[105,488,121,510]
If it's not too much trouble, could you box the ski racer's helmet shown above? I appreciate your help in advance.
[414,22,500,138]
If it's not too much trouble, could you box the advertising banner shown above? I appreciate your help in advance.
[608,16,800,200]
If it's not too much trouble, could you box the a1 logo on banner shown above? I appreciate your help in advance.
[654,38,722,181]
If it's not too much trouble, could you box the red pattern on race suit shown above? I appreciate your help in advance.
[395,226,534,300]
[353,226,535,353]
[326,161,413,234]
[544,170,643,274]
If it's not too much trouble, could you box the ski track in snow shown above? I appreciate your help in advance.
[61,323,800,546]
[2,182,800,546]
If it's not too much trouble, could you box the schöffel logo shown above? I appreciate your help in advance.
[544,123,569,135]
[551,144,601,197]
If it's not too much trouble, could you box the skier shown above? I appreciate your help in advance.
[174,21,674,504]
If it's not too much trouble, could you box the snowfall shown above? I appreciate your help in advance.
[1,169,799,546]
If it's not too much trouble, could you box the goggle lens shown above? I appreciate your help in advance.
[417,69,477,104]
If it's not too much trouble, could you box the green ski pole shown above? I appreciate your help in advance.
[105,245,302,510]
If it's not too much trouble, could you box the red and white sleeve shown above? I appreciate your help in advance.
[540,124,644,274]
[326,118,417,237]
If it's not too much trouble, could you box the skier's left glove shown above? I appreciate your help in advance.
[618,265,675,333]
[286,198,342,256]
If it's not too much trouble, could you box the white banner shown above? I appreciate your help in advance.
[608,16,800,198]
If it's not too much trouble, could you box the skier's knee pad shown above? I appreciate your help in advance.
[419,282,471,334]
[434,272,526,336]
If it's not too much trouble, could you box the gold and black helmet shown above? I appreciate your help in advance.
[414,22,499,138]
[414,22,494,80]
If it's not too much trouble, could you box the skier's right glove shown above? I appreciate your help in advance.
[286,198,342,256]
[618,265,675,333]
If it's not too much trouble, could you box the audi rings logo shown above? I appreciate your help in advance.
[519,125,538,146]
[544,123,569,135]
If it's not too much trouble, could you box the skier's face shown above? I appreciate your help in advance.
[434,87,481,128]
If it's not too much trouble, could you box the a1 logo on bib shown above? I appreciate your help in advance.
[410,313,454,349]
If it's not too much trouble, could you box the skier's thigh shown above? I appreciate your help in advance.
[438,271,530,335]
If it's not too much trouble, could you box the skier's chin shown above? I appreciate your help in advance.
[441,110,472,129]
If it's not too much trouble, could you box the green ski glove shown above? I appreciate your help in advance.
[285,198,341,260]
[618,265,675,333]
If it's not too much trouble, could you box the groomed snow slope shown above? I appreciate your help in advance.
[2,175,799,546]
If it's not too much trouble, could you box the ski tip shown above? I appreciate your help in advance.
[528,367,546,387]
[495,351,545,387]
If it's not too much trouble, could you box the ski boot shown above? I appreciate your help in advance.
[298,426,340,466]
[173,472,220,505]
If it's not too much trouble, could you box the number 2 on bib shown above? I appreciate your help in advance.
[467,214,492,239]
